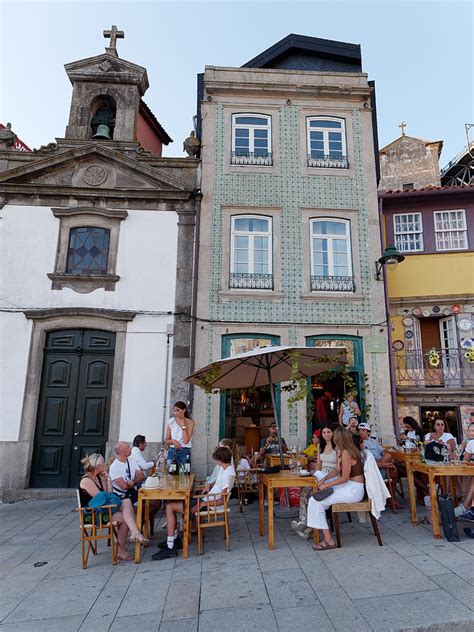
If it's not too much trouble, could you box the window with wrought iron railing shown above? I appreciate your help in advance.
[230,215,273,290]
[306,117,348,169]
[310,218,354,292]
[231,114,272,166]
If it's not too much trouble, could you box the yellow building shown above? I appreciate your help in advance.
[379,133,474,439]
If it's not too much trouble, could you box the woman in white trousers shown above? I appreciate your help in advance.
[307,427,365,550]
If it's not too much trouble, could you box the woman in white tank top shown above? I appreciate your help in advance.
[165,401,196,468]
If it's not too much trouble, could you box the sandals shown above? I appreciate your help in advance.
[117,550,134,561]
[312,540,337,551]
[129,533,149,544]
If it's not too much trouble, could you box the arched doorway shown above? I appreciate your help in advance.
[30,329,115,488]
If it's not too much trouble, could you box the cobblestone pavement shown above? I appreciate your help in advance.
[0,496,473,631]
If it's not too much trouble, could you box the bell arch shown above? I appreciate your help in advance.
[89,94,117,139]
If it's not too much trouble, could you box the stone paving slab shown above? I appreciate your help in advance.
[0,496,473,631]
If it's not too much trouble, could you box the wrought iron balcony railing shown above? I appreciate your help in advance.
[311,275,355,292]
[393,348,473,388]
[307,154,349,169]
[229,272,274,290]
[231,151,273,166]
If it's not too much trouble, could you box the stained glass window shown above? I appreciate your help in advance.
[66,227,110,275]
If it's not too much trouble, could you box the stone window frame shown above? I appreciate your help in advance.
[300,207,364,302]
[48,207,127,293]
[219,206,284,300]
[299,106,355,178]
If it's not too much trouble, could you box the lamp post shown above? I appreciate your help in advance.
[375,243,405,439]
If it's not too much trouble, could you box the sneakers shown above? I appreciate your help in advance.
[151,545,178,560]
[157,536,183,550]
[459,508,474,523]
[463,527,474,539]
[454,503,467,518]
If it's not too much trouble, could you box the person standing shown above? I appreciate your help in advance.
[338,392,361,426]
[165,401,195,469]
[314,391,332,428]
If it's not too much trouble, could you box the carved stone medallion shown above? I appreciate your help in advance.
[99,60,113,72]
[83,164,108,186]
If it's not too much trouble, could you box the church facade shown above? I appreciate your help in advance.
[0,31,199,499]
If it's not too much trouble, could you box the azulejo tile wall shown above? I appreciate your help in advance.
[209,104,373,325]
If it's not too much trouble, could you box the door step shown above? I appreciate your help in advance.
[0,488,76,503]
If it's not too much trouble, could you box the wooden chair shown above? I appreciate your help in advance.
[76,490,118,569]
[236,469,260,512]
[331,496,383,548]
[194,487,233,555]
[384,466,399,513]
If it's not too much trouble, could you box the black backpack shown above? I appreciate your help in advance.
[438,494,460,542]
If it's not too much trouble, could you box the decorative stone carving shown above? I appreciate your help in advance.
[99,60,113,72]
[183,131,200,157]
[33,142,58,154]
[0,123,17,150]
[83,164,108,186]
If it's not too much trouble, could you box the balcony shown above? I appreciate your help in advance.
[229,272,274,290]
[393,348,473,389]
[307,153,349,169]
[311,275,355,292]
[231,151,273,166]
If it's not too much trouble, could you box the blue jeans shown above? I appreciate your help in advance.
[167,447,191,468]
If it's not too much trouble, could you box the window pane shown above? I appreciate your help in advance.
[254,129,268,138]
[314,221,346,236]
[234,218,249,231]
[235,116,269,125]
[234,235,248,248]
[249,218,269,232]
[66,227,110,275]
[235,128,249,138]
[254,139,268,148]
[234,250,248,263]
[310,131,324,140]
[309,119,342,128]
[328,132,342,141]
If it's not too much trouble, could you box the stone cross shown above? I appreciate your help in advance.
[399,121,406,136]
[103,25,124,55]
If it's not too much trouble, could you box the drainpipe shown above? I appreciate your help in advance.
[188,187,202,414]
[378,195,400,440]
[161,324,174,442]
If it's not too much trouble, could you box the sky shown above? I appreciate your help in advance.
[0,0,473,167]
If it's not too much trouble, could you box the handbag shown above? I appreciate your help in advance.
[88,491,122,513]
[438,494,460,542]
[312,488,334,501]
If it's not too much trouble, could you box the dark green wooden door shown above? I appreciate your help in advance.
[30,329,115,488]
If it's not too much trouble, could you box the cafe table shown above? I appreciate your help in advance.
[134,474,195,563]
[266,454,309,469]
[259,471,319,549]
[406,460,473,539]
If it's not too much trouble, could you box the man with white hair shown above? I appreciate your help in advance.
[109,441,146,504]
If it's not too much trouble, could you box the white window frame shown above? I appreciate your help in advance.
[306,117,347,161]
[393,212,424,252]
[231,114,272,156]
[310,218,353,278]
[434,209,468,251]
[230,215,273,275]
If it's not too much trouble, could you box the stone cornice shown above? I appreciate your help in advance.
[205,81,371,100]
[52,207,128,220]
[23,307,136,321]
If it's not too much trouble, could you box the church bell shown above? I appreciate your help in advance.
[92,124,112,140]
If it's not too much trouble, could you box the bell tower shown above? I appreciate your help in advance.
[64,26,149,142]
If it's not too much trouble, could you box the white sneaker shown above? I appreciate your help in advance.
[454,503,467,518]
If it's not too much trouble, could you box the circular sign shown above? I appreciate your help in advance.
[432,306,440,313]
[461,337,473,349]
[458,318,472,332]
[405,331,414,339]
[403,317,413,327]
[443,308,451,316]
[412,307,422,316]
[392,340,404,351]
[422,310,430,317]
[452,304,461,314]
[83,164,108,186]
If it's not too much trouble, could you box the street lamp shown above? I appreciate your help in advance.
[375,245,405,280]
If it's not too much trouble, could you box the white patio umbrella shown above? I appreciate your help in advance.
[186,345,347,473]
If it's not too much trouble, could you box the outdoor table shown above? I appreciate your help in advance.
[266,454,308,469]
[259,471,319,549]
[134,474,195,562]
[387,448,420,464]
[406,461,473,539]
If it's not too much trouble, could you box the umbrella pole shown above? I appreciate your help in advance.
[265,363,290,509]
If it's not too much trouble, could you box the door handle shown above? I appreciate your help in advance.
[76,419,81,424]
[73,446,78,450]
[74,432,79,436]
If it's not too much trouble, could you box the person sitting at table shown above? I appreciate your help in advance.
[152,446,235,560]
[303,431,320,470]
[347,416,362,450]
[292,423,336,539]
[130,434,155,475]
[399,416,423,449]
[205,438,237,484]
[252,422,288,465]
[358,422,403,510]
[78,453,147,561]
[455,425,474,522]
[424,418,456,460]
[305,427,365,550]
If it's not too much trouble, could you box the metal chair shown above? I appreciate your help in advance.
[76,490,118,569]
